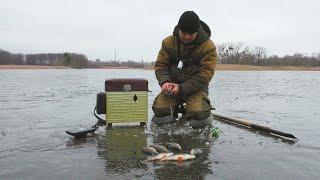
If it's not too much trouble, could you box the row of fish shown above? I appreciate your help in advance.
[141,143,203,162]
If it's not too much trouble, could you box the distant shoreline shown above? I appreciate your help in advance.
[0,65,71,69]
[1,64,320,71]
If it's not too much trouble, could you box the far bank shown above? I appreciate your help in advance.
[1,64,320,71]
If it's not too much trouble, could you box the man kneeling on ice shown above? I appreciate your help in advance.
[152,11,217,128]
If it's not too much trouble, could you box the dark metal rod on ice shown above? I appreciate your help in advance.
[212,112,298,140]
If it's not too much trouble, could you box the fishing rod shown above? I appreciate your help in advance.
[212,112,298,141]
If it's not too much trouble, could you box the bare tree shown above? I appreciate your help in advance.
[253,46,267,65]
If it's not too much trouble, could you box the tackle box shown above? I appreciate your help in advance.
[97,78,148,124]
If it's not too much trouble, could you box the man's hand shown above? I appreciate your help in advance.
[161,82,179,96]
[170,83,179,96]
[161,82,173,92]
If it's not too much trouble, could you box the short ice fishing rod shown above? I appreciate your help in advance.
[212,112,298,141]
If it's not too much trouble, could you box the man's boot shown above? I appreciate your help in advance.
[151,114,176,125]
[189,114,213,128]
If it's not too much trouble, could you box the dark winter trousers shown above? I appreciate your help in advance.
[152,91,212,120]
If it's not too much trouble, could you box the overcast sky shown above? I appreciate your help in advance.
[1,0,319,61]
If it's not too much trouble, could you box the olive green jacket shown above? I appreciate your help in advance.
[154,20,217,98]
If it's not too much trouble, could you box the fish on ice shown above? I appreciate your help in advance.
[165,142,182,151]
[141,147,159,155]
[146,153,174,162]
[149,144,169,153]
[190,148,203,155]
[161,154,196,161]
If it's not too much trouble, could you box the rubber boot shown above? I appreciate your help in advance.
[189,114,213,128]
[151,114,176,125]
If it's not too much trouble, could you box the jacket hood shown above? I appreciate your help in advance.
[173,20,211,44]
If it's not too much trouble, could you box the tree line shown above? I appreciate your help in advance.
[87,59,153,68]
[1,43,320,68]
[0,49,88,68]
[217,42,320,66]
[0,49,153,68]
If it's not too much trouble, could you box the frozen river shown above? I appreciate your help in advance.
[0,69,319,179]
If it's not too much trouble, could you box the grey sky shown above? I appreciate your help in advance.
[1,0,319,61]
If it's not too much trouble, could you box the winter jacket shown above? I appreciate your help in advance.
[155,20,217,98]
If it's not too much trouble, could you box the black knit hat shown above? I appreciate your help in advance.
[178,11,200,34]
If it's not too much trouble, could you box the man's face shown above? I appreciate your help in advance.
[179,30,197,44]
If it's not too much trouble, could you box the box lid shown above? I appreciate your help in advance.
[105,78,148,91]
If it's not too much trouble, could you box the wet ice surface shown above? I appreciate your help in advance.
[0,69,320,180]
